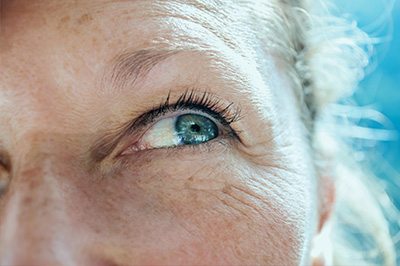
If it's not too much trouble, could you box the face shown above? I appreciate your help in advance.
[0,0,319,264]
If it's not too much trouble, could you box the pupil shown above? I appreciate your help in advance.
[190,124,201,132]
[175,114,218,146]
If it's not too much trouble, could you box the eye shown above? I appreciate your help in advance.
[118,90,241,155]
[130,113,219,151]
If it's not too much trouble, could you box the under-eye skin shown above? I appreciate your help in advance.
[121,90,241,154]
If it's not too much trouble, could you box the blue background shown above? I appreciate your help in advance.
[332,0,400,207]
[332,1,399,260]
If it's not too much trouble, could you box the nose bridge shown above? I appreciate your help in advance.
[14,131,69,170]
[0,135,73,264]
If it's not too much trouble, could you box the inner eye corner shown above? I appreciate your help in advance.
[0,165,11,197]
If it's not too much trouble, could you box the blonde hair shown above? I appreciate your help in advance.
[278,0,400,265]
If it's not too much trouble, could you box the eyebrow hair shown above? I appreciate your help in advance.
[102,48,181,93]
[89,48,184,165]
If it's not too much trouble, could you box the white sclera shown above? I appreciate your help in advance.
[138,116,182,150]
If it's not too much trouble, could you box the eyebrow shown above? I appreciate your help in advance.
[90,48,185,165]
[102,48,181,93]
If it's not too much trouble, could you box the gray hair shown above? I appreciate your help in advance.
[215,0,398,264]
[277,0,398,265]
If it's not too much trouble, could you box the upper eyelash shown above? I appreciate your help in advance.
[130,89,242,132]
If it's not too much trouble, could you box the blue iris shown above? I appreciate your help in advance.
[175,114,219,145]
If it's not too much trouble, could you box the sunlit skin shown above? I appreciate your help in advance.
[0,0,323,265]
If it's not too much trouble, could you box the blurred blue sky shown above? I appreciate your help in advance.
[332,0,400,205]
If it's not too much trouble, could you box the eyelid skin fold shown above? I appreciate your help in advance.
[128,89,241,130]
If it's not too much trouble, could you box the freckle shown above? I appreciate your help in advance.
[22,195,33,205]
[222,185,231,194]
[92,37,98,45]
[76,13,93,25]
[60,16,70,24]
[72,27,81,34]
[57,16,71,30]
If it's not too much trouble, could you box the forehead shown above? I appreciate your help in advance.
[2,2,283,97]
[0,0,292,148]
[1,0,291,75]
[2,0,280,50]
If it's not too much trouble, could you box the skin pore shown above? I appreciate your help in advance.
[0,0,321,265]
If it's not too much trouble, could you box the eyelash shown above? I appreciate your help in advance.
[127,89,242,145]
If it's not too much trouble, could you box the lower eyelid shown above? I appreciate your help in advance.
[122,136,233,164]
[121,112,232,155]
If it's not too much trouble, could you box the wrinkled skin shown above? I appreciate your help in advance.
[0,0,320,265]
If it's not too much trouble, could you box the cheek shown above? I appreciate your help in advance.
[67,152,315,265]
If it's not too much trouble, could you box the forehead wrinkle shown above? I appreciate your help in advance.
[147,0,254,55]
[96,0,294,93]
[135,0,293,67]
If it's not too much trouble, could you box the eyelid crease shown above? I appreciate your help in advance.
[126,89,241,134]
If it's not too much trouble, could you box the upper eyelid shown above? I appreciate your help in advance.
[125,90,241,134]
[141,109,219,127]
